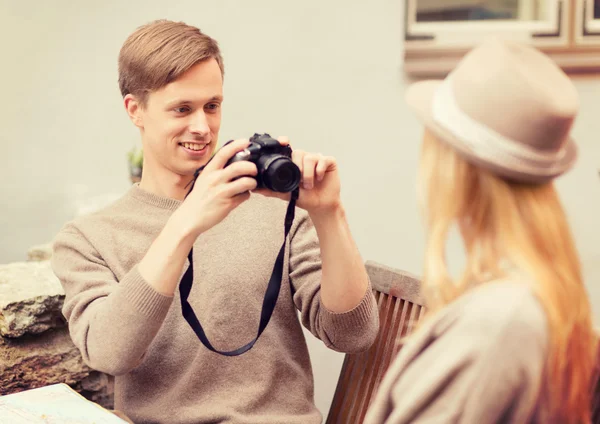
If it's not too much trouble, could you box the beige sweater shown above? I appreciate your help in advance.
[51,184,378,424]
[364,280,552,424]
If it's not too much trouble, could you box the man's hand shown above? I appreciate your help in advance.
[174,139,258,237]
[139,139,259,296]
[254,136,369,315]
[254,137,342,215]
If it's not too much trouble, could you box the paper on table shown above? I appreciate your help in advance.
[0,383,127,424]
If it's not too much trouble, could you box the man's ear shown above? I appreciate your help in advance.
[124,94,144,128]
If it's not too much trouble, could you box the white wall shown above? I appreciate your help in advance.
[2,0,600,418]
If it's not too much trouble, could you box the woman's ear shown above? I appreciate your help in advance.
[124,94,143,128]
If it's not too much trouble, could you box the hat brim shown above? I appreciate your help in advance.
[405,80,578,184]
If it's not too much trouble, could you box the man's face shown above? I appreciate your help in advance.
[131,58,223,177]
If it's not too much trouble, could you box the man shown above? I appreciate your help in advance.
[52,19,378,424]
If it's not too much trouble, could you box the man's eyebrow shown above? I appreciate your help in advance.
[165,95,224,108]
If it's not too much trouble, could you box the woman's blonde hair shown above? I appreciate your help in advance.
[419,129,597,423]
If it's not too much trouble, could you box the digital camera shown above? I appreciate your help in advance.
[224,133,301,193]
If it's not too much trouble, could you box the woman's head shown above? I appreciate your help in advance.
[418,129,582,310]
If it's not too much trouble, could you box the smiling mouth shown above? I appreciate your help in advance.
[178,142,209,151]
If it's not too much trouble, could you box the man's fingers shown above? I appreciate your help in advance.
[222,177,258,197]
[302,155,318,189]
[292,150,304,181]
[218,160,257,183]
[277,136,290,146]
[204,139,250,172]
[315,156,334,182]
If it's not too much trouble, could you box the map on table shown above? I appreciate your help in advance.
[0,383,127,424]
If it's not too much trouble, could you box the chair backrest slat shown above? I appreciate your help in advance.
[325,261,424,424]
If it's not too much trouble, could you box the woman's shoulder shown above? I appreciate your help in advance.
[364,278,551,424]
[455,279,546,335]
[428,278,550,363]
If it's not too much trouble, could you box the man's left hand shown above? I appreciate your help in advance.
[253,136,341,214]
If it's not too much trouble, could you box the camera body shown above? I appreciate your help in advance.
[224,133,301,193]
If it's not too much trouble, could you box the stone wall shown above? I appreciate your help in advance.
[0,244,114,408]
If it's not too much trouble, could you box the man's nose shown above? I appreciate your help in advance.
[190,111,210,137]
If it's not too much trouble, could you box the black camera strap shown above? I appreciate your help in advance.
[178,185,299,356]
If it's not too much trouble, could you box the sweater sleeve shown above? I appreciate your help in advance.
[364,284,549,424]
[288,209,379,353]
[51,223,173,376]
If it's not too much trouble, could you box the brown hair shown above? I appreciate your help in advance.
[118,19,224,106]
[419,129,597,423]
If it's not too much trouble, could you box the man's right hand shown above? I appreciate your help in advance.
[175,138,258,238]
[138,139,258,296]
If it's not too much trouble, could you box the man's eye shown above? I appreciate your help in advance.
[206,103,220,112]
[174,106,190,113]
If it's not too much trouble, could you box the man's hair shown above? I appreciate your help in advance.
[118,19,224,105]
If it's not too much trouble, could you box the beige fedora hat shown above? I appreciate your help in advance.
[406,38,579,184]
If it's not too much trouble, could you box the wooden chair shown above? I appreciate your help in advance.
[326,260,425,424]
[591,342,600,423]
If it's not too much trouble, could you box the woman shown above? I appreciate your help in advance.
[364,39,597,423]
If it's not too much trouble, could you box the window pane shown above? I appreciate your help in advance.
[416,0,549,22]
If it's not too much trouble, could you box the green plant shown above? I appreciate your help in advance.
[127,147,144,169]
[127,147,143,182]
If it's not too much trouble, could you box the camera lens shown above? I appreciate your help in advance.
[261,155,301,192]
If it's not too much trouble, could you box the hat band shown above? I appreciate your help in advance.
[431,77,567,175]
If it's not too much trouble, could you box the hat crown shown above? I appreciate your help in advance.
[448,39,578,155]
